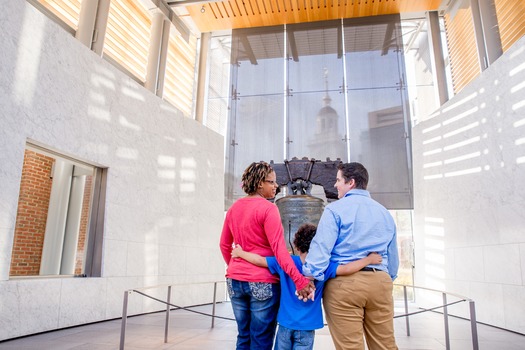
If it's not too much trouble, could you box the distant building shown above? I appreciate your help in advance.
[308,70,345,161]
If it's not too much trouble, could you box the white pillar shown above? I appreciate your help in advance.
[195,32,211,124]
[426,11,449,106]
[477,0,503,65]
[91,0,111,56]
[145,11,170,97]
[470,0,502,70]
[60,171,86,275]
[40,160,73,275]
[76,0,98,48]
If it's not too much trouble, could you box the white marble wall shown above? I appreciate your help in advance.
[412,35,525,333]
[0,2,225,340]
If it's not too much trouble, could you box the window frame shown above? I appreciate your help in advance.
[9,141,107,279]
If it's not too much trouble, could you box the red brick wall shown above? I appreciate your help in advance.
[10,150,54,276]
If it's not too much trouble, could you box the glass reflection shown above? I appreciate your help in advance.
[232,26,285,96]
[344,17,404,89]
[287,90,346,161]
[347,87,411,209]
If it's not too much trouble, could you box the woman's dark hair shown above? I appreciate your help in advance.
[293,223,317,254]
[241,161,273,195]
[337,162,369,190]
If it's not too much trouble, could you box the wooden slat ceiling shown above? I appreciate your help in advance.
[168,0,443,33]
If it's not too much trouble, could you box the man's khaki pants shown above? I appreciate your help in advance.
[323,270,398,350]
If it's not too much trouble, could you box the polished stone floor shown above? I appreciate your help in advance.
[1,302,524,349]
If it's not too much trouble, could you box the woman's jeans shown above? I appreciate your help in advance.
[227,278,281,350]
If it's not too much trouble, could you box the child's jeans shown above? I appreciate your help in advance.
[274,324,315,350]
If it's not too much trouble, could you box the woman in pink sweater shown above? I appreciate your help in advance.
[220,161,313,349]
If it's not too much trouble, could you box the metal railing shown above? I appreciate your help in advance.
[119,281,479,350]
[394,284,479,350]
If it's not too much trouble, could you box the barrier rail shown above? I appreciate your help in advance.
[119,281,479,350]
[394,284,479,350]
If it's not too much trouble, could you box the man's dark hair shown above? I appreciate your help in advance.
[293,223,317,254]
[337,162,369,190]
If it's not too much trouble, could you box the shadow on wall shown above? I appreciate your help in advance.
[414,40,525,329]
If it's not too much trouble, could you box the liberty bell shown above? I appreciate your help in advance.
[270,158,342,253]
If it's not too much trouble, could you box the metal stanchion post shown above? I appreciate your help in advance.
[469,300,479,350]
[443,292,450,350]
[119,290,130,350]
[164,285,172,343]
[403,285,410,336]
[212,282,217,328]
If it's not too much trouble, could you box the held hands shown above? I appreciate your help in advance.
[295,280,316,302]
[368,252,382,265]
[232,242,316,301]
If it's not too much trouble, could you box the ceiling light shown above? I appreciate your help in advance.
[201,5,205,13]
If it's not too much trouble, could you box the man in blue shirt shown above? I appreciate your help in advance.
[302,162,399,350]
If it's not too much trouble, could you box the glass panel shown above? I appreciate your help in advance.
[346,87,411,209]
[287,21,343,92]
[232,26,285,96]
[344,15,413,209]
[344,17,403,89]
[229,94,285,202]
[228,26,285,204]
[205,35,232,136]
[287,21,346,162]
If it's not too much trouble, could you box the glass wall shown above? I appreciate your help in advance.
[227,15,413,209]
